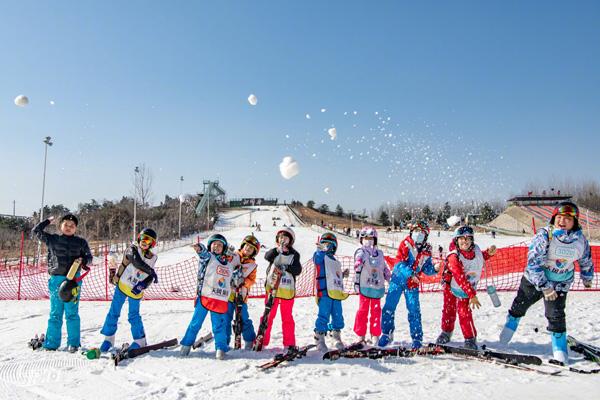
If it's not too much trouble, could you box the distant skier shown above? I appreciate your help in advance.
[435,225,496,350]
[180,234,235,360]
[352,227,391,345]
[260,227,302,352]
[313,232,349,351]
[379,221,438,349]
[224,235,260,349]
[32,214,93,352]
[498,202,594,363]
[99,228,159,353]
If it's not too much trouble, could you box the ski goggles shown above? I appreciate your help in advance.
[139,234,156,247]
[555,204,578,219]
[455,226,474,237]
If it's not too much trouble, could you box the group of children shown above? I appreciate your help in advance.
[32,200,594,364]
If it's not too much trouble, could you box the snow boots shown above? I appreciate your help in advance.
[499,314,521,345]
[100,335,115,353]
[551,332,568,364]
[180,345,191,356]
[464,337,478,350]
[331,330,344,351]
[314,331,328,352]
[377,333,393,347]
[436,331,452,345]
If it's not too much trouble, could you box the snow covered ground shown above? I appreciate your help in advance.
[1,206,599,399]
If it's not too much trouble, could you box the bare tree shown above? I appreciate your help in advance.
[133,163,154,208]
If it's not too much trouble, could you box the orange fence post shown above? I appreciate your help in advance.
[17,231,24,300]
[104,244,109,301]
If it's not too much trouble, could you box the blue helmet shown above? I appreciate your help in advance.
[207,234,228,254]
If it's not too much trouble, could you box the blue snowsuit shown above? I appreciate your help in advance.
[46,275,82,348]
[180,249,229,352]
[100,287,145,341]
[381,240,435,348]
[313,250,345,333]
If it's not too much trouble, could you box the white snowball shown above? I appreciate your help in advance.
[324,187,330,194]
[447,215,461,227]
[247,94,258,106]
[179,194,185,202]
[49,100,55,106]
[14,95,29,107]
[328,128,337,140]
[279,156,300,179]
[305,113,311,119]
[321,108,326,113]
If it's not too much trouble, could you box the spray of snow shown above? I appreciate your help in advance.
[247,94,258,106]
[447,215,461,226]
[327,128,337,140]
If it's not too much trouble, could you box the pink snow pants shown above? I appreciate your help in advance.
[262,297,296,347]
[353,294,382,337]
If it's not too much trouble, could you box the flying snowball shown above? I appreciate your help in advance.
[49,100,55,106]
[328,128,337,140]
[279,156,300,179]
[305,114,311,119]
[179,194,185,202]
[14,95,29,107]
[324,187,330,194]
[447,215,461,227]
[247,94,258,106]
[321,108,326,113]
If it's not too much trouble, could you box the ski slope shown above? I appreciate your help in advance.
[1,206,599,400]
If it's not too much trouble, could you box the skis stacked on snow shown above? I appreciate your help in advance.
[112,338,178,367]
[258,344,315,370]
[323,341,366,360]
[325,343,443,361]
[192,332,214,350]
[429,343,560,376]
[568,336,600,364]
[28,334,45,350]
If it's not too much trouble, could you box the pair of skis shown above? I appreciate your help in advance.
[253,261,283,352]
[258,344,315,370]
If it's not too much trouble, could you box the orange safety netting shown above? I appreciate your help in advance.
[1,245,598,301]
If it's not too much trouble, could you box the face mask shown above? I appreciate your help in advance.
[363,239,375,247]
[415,232,426,244]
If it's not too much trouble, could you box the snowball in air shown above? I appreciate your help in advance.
[447,215,461,227]
[321,108,326,113]
[324,187,330,194]
[305,114,311,119]
[328,128,337,140]
[49,100,55,106]
[247,94,258,106]
[279,156,299,179]
[179,194,185,202]
[14,95,29,107]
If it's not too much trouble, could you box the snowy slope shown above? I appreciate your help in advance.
[1,206,599,400]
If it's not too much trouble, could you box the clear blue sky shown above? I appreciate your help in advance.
[1,1,599,216]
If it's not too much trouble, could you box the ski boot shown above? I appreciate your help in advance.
[28,334,46,350]
[435,331,452,345]
[377,333,393,347]
[100,335,115,353]
[216,350,226,360]
[551,332,568,364]
[314,331,328,352]
[67,345,79,354]
[331,330,345,351]
[357,335,366,344]
[499,314,521,345]
[128,337,147,351]
[464,337,478,350]
[370,336,379,346]
[180,345,191,357]
[244,341,254,351]
[285,345,299,356]
[411,340,422,350]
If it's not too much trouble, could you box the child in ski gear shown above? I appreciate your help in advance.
[180,234,235,360]
[436,225,496,350]
[99,228,159,352]
[499,202,594,363]
[32,214,93,352]
[353,227,391,345]
[379,221,437,349]
[313,232,349,352]
[224,235,259,349]
[260,227,302,351]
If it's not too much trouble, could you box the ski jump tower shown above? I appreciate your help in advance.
[195,180,226,228]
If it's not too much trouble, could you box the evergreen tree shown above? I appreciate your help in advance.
[378,210,390,226]
[335,204,344,217]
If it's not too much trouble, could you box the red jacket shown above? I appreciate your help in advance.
[445,242,492,299]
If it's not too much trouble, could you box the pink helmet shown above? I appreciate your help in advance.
[359,226,378,245]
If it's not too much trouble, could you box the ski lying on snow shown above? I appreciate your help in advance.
[258,344,316,370]
[322,341,366,360]
[325,345,443,360]
[113,338,178,367]
[568,336,600,365]
[192,332,214,350]
[548,359,600,375]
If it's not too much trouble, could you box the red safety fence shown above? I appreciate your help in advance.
[1,244,599,301]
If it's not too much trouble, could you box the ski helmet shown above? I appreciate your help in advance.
[276,227,296,246]
[453,225,474,250]
[359,226,378,245]
[240,234,261,256]
[319,232,338,254]
[59,279,79,303]
[550,201,580,230]
[414,220,430,234]
[207,233,228,254]
[137,228,157,248]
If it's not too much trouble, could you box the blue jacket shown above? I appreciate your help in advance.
[313,250,336,297]
[525,226,594,292]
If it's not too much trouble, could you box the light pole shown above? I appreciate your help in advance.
[133,166,140,242]
[40,136,53,221]
[178,176,184,238]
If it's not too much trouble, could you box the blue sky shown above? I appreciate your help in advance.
[1,1,599,216]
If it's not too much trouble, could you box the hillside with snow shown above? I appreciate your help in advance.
[1,206,599,399]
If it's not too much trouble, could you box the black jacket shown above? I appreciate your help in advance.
[264,247,302,277]
[32,219,93,276]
